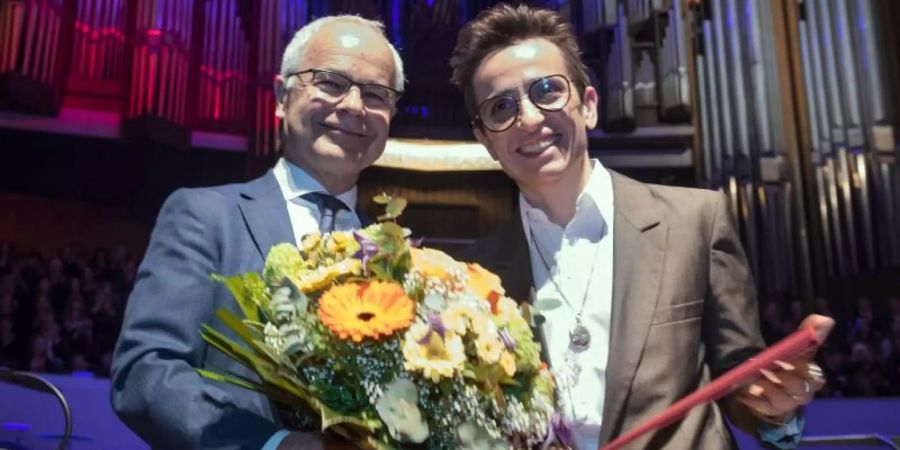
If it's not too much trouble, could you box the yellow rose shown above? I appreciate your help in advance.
[466,263,505,302]
[499,351,516,377]
[410,247,463,281]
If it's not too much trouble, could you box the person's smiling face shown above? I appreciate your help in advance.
[276,22,396,192]
[470,38,598,196]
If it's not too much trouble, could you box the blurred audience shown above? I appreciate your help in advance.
[0,241,132,376]
[758,293,900,397]
[0,238,897,398]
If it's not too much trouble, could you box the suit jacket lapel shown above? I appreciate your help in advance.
[599,172,668,445]
[492,215,535,303]
[237,171,295,260]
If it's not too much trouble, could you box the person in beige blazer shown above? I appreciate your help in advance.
[449,4,833,449]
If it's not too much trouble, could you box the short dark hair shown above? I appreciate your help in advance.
[449,3,590,120]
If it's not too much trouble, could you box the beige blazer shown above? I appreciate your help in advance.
[457,172,766,449]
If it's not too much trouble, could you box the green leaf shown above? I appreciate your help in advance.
[373,193,392,204]
[320,407,377,433]
[200,324,272,372]
[379,222,405,240]
[385,198,407,218]
[212,273,260,322]
[533,298,562,312]
[214,309,278,364]
[243,320,266,333]
[197,369,265,392]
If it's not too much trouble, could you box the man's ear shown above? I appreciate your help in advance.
[473,126,498,161]
[582,85,599,129]
[274,74,287,120]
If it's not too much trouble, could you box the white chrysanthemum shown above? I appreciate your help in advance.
[493,296,521,326]
[475,334,504,364]
[441,302,479,336]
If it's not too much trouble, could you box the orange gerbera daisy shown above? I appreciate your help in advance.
[318,281,415,343]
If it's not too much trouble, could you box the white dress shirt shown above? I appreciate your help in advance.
[521,159,615,450]
[264,158,361,450]
[272,157,361,244]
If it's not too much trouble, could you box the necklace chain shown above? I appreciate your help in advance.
[528,223,598,354]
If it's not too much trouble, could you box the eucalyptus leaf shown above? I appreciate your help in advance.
[533,298,562,312]
[422,293,444,311]
[379,222,405,239]
[373,193,392,204]
[385,198,407,218]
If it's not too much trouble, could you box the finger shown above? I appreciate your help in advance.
[763,382,801,413]
[759,368,783,386]
[809,372,827,392]
[798,314,836,342]
[772,360,795,371]
[749,376,803,413]
[776,371,814,402]
[758,367,808,401]
[735,388,778,417]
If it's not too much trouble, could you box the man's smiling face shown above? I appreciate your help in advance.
[470,38,598,196]
[276,21,396,192]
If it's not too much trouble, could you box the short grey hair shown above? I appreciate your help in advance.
[280,15,406,92]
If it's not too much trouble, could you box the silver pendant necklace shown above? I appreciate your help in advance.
[528,226,597,353]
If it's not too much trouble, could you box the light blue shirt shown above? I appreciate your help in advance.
[759,414,805,449]
[261,430,291,450]
[273,157,360,244]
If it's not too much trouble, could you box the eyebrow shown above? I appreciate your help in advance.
[486,75,550,99]
[319,68,391,87]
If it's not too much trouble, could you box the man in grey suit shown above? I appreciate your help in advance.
[449,4,833,449]
[111,15,404,450]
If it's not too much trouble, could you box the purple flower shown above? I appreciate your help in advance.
[545,412,572,448]
[353,230,379,273]
[428,312,446,339]
[498,329,516,351]
[417,313,446,345]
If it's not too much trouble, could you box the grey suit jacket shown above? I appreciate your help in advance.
[457,172,766,449]
[112,171,298,450]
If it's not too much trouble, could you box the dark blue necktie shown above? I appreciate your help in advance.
[298,192,349,233]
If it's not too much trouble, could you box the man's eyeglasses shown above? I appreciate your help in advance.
[286,69,402,111]
[474,74,572,132]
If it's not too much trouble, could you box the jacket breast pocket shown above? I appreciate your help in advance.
[650,299,704,326]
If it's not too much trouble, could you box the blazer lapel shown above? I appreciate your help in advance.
[237,171,295,260]
[479,215,556,364]
[599,172,668,445]
[492,216,535,303]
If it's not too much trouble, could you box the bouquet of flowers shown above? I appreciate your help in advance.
[198,195,567,449]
